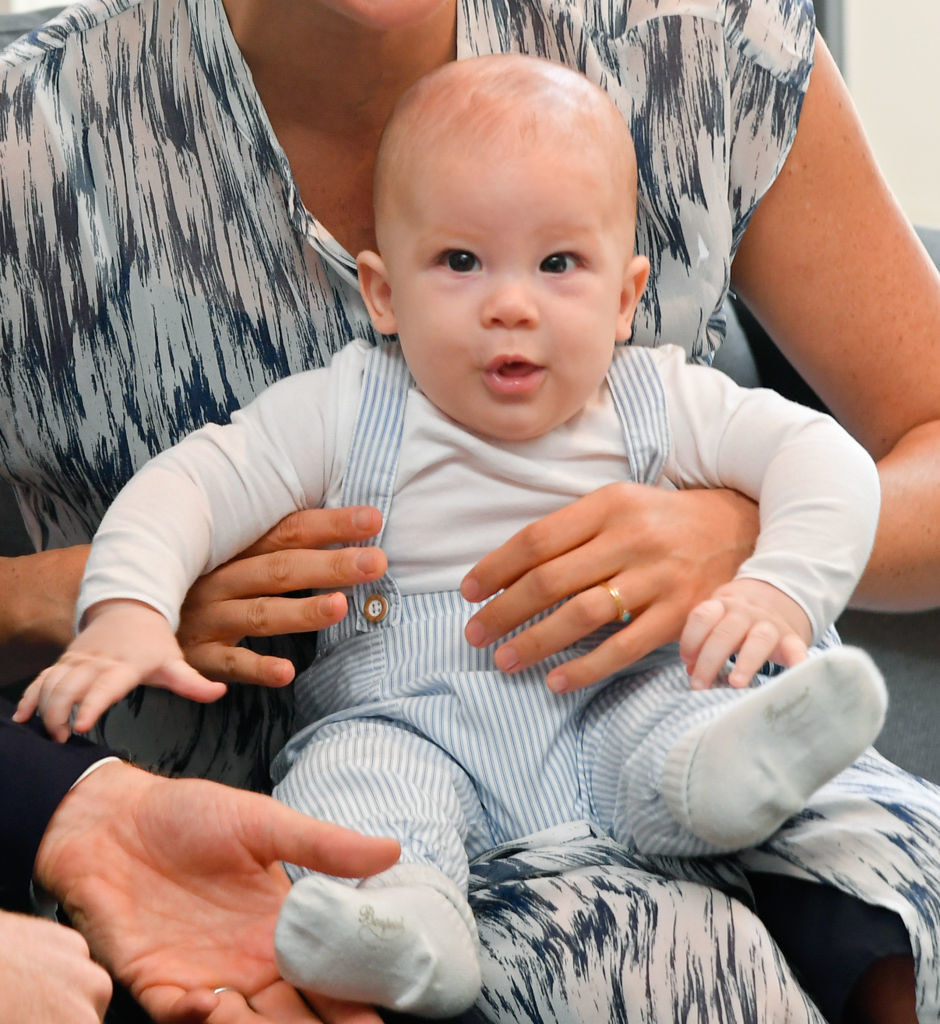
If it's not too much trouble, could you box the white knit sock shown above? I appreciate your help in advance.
[274,863,480,1018]
[662,646,887,851]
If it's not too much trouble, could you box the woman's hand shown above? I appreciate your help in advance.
[0,507,388,690]
[177,506,387,686]
[461,483,759,693]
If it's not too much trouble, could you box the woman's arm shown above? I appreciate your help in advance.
[732,35,940,610]
[0,507,385,689]
[0,548,88,685]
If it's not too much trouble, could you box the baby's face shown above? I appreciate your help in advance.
[366,130,646,442]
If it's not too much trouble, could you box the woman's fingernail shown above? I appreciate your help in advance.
[461,576,482,602]
[352,508,376,531]
[547,672,568,693]
[494,645,520,672]
[465,620,489,647]
[355,551,377,574]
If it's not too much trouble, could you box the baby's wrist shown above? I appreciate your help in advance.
[80,597,170,630]
[719,577,813,642]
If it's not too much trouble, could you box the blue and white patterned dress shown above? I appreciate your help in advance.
[0,0,813,786]
[4,2,939,1021]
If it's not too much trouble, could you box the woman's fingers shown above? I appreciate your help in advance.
[486,571,659,677]
[185,644,300,688]
[463,486,758,671]
[465,535,629,648]
[186,593,349,643]
[177,539,385,664]
[241,506,383,559]
[462,486,620,605]
[544,600,680,693]
[188,548,386,606]
[176,508,390,685]
[489,581,620,673]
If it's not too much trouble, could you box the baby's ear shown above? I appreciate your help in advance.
[615,254,650,343]
[357,250,398,334]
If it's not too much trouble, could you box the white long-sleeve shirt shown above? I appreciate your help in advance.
[79,342,880,646]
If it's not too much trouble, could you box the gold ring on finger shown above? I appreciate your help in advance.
[602,580,632,624]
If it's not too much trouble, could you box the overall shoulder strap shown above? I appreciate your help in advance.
[331,342,413,637]
[605,346,671,485]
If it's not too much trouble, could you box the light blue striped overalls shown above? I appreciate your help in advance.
[272,343,940,1021]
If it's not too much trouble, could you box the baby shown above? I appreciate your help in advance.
[17,55,886,1017]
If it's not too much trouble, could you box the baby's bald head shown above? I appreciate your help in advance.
[372,54,639,247]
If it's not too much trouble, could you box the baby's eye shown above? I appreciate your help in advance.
[539,252,578,274]
[443,250,480,273]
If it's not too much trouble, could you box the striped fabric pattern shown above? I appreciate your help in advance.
[275,345,720,866]
[273,344,940,1024]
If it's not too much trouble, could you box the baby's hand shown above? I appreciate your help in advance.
[13,600,229,741]
[679,578,811,691]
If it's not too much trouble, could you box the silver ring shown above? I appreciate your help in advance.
[602,580,631,624]
[213,986,239,996]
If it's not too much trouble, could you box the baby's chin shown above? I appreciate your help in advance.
[456,406,575,444]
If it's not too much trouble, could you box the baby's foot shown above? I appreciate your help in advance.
[274,864,480,1017]
[663,646,887,850]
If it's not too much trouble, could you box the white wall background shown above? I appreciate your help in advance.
[1,0,938,227]
[0,0,51,10]
[842,1,940,229]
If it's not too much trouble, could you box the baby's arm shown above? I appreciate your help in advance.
[655,346,881,691]
[13,600,226,741]
[679,578,810,690]
[15,360,351,742]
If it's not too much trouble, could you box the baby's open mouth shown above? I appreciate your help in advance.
[484,357,545,394]
[494,360,539,378]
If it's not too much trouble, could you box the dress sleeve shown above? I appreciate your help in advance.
[724,0,816,249]
[577,0,816,359]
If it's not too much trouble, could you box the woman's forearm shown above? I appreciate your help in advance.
[853,420,940,611]
[0,546,88,684]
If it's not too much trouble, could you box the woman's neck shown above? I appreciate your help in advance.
[220,1,458,254]
[222,1,458,138]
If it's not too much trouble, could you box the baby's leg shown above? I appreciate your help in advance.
[276,863,479,1018]
[661,646,887,851]
[271,720,484,1016]
[587,646,886,856]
